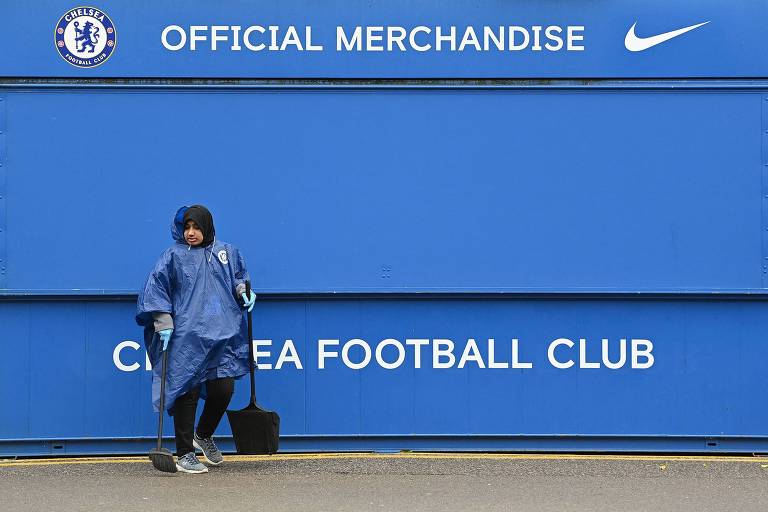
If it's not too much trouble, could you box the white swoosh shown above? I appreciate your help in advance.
[624,21,709,52]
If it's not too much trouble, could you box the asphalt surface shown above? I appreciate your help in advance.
[2,453,768,512]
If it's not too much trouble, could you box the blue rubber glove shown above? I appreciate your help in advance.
[241,290,257,312]
[158,328,173,351]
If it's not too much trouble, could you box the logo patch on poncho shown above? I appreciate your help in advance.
[217,250,229,264]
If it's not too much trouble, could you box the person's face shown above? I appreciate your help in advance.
[184,220,204,246]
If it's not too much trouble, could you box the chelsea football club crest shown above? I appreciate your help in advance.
[55,6,117,68]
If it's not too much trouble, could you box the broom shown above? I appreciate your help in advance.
[149,333,177,472]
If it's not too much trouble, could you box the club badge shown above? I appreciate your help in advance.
[55,6,117,68]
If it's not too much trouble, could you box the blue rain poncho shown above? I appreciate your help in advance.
[136,206,251,412]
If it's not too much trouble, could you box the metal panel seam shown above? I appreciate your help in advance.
[303,301,308,435]
[763,94,768,288]
[2,80,768,91]
[0,93,5,288]
[25,303,31,437]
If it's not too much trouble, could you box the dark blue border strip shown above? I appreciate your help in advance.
[2,291,768,301]
[2,79,768,91]
[3,435,768,457]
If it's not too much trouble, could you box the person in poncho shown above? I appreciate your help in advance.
[136,205,256,474]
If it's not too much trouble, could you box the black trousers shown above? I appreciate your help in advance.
[172,377,234,456]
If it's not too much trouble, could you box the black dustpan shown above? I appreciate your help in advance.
[227,400,280,454]
[226,281,280,454]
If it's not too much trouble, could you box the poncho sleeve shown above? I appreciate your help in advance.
[136,248,175,327]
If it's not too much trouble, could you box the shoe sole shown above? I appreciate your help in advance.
[193,439,223,466]
[175,463,208,474]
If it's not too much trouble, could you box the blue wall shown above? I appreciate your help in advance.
[1,0,768,455]
[3,296,768,455]
[2,0,766,78]
[2,89,764,293]
[2,84,768,455]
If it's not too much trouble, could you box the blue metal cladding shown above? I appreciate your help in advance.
[2,1,768,457]
[2,88,765,294]
[2,297,768,456]
[1,0,767,78]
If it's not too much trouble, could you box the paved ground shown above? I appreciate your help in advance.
[2,452,768,512]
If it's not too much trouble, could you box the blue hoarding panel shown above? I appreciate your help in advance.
[28,304,88,438]
[1,0,766,78]
[2,89,763,294]
[0,303,30,438]
[83,302,151,436]
[2,296,767,456]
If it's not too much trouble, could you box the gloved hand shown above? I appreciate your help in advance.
[241,290,257,312]
[158,328,173,351]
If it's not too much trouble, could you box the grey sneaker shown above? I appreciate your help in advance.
[193,432,223,465]
[175,452,208,474]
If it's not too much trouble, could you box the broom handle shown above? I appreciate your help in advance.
[246,280,256,405]
[157,339,169,450]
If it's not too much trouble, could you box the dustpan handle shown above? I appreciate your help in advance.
[246,280,257,405]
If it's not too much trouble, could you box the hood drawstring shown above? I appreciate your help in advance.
[207,237,216,263]
[186,238,215,259]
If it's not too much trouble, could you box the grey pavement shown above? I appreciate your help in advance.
[2,454,768,512]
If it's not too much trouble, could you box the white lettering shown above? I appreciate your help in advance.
[544,26,563,51]
[435,26,457,51]
[189,25,208,51]
[579,338,600,369]
[509,26,530,50]
[512,339,533,369]
[366,26,384,51]
[243,26,266,51]
[487,338,508,369]
[483,26,504,51]
[433,339,456,368]
[305,26,323,51]
[548,338,574,369]
[458,338,485,368]
[632,339,654,369]
[567,26,585,51]
[231,25,242,50]
[337,26,362,51]
[113,341,141,372]
[602,338,627,369]
[375,338,406,369]
[458,27,481,51]
[406,339,429,368]
[269,26,280,50]
[161,25,187,51]
[253,339,272,370]
[342,339,372,369]
[410,26,432,51]
[276,339,303,369]
[318,339,339,369]
[388,26,407,51]
[531,25,543,50]
[210,25,228,51]
[280,26,304,51]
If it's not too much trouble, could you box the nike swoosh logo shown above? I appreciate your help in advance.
[624,21,710,52]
